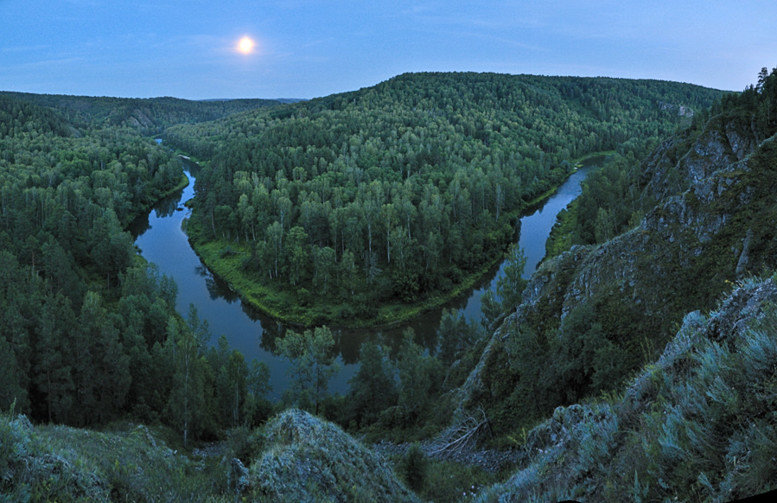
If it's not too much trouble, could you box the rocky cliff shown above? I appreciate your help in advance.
[453,98,777,436]
[477,276,777,501]
[0,408,417,502]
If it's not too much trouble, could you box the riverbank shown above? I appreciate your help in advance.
[187,227,512,329]
[183,152,608,328]
[543,151,615,260]
[123,173,189,228]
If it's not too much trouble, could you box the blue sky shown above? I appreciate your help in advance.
[1,0,775,99]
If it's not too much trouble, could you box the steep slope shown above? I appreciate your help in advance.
[0,409,417,502]
[0,414,226,501]
[477,276,777,502]
[249,409,419,502]
[454,69,777,436]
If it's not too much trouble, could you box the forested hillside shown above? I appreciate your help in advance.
[452,67,777,443]
[166,72,724,325]
[0,94,272,439]
[0,91,282,135]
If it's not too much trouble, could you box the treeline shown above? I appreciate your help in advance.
[272,309,490,435]
[548,66,777,258]
[0,91,283,135]
[505,66,777,434]
[0,95,271,442]
[166,73,724,322]
[275,250,527,434]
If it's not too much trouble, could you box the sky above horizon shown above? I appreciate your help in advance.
[1,1,775,100]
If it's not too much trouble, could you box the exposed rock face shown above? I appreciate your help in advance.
[250,409,419,502]
[476,277,777,502]
[454,114,777,426]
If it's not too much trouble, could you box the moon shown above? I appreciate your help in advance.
[237,36,256,55]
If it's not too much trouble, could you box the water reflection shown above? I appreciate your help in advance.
[131,156,601,397]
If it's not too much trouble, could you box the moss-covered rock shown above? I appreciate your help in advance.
[478,277,777,502]
[249,409,419,502]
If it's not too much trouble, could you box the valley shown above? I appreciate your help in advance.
[3,66,777,502]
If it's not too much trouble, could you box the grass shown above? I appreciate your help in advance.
[190,233,511,328]
[186,151,612,328]
[0,414,229,502]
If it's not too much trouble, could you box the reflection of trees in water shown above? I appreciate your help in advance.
[152,192,182,218]
[259,320,284,355]
[128,215,150,239]
[205,274,239,302]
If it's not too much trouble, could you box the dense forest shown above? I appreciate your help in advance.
[0,91,282,135]
[547,68,777,258]
[165,73,724,325]
[0,95,275,441]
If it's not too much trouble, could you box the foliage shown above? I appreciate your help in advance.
[478,278,777,502]
[347,341,398,427]
[0,91,282,134]
[276,326,340,415]
[495,244,527,313]
[0,93,270,442]
[168,72,723,324]
[401,443,427,492]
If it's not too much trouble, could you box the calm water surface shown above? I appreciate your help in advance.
[131,157,600,397]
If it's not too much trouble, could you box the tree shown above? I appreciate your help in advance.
[312,246,337,294]
[243,359,271,425]
[496,244,527,313]
[166,316,205,446]
[348,341,396,425]
[276,326,340,414]
[436,309,479,366]
[402,443,427,492]
[396,329,442,424]
[480,289,502,332]
[79,291,130,423]
[33,293,75,423]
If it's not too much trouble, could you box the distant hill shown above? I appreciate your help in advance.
[0,91,285,134]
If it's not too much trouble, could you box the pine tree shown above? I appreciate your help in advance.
[276,326,340,414]
[33,293,75,422]
[166,316,205,446]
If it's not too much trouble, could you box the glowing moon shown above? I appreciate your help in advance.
[237,36,256,54]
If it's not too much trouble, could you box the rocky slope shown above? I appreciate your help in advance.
[0,408,417,502]
[452,104,777,433]
[477,276,777,502]
[249,409,419,502]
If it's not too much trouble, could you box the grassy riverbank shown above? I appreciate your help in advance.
[184,153,610,328]
[188,227,509,328]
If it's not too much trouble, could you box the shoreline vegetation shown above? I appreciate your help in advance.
[181,151,611,328]
[161,75,723,331]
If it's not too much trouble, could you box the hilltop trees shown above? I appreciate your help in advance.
[169,73,723,324]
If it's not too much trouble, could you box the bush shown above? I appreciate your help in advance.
[402,443,427,492]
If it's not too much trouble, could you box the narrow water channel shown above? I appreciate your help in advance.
[130,156,601,398]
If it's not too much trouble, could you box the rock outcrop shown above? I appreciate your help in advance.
[454,109,777,430]
[476,277,777,502]
[249,409,419,502]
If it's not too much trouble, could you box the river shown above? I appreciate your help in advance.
[130,156,601,398]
